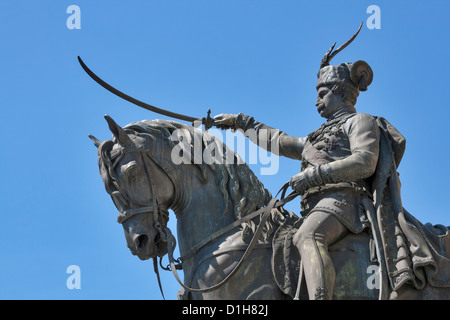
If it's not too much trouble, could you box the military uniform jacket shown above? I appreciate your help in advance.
[240,112,450,292]
[238,111,380,233]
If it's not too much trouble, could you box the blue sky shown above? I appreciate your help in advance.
[1,1,449,300]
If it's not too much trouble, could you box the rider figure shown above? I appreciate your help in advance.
[214,43,379,299]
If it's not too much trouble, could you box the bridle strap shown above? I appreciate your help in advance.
[114,150,171,226]
[117,204,169,224]
[117,206,154,224]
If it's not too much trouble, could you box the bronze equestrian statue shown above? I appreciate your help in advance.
[85,25,450,299]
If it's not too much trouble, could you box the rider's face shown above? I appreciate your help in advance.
[315,86,343,119]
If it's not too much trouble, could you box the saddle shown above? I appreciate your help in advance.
[271,211,377,299]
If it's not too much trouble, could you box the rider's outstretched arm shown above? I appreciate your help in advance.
[214,113,306,160]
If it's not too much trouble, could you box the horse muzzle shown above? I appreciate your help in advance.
[130,231,168,260]
[129,232,155,260]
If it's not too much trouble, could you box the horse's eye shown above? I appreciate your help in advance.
[120,161,138,176]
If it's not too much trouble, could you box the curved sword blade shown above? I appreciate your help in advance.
[78,56,201,123]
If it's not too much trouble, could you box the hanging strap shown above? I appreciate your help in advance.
[153,257,166,300]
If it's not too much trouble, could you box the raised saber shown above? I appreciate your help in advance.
[78,56,215,130]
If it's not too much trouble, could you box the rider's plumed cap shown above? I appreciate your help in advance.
[316,23,373,93]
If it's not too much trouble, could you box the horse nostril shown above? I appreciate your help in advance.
[136,234,149,249]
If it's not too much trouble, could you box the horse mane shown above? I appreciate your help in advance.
[123,120,273,233]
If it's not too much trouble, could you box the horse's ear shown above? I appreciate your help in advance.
[88,134,102,148]
[104,114,133,146]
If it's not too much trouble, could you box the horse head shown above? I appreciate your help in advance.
[90,115,177,261]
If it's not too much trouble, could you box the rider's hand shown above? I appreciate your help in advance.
[290,172,308,194]
[213,114,238,130]
[290,167,321,195]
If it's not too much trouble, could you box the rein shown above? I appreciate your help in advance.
[178,182,296,262]
[164,182,299,295]
[110,141,300,296]
[166,197,279,294]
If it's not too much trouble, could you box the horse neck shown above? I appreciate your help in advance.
[172,170,237,262]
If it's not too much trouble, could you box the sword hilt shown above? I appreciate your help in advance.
[202,109,214,131]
